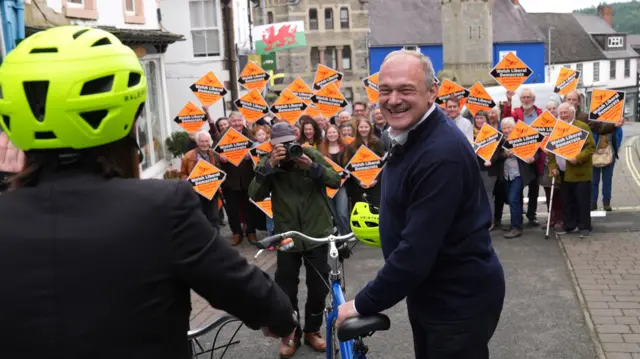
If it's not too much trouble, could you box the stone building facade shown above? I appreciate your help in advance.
[255,0,370,107]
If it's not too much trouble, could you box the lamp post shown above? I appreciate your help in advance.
[547,26,555,82]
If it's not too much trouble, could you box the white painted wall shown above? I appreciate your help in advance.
[546,58,638,90]
[161,0,253,131]
[44,0,161,29]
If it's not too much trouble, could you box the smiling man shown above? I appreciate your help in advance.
[336,50,506,359]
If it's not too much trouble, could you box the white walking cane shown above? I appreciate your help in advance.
[545,175,556,240]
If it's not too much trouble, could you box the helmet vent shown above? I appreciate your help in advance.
[73,29,90,39]
[80,110,108,130]
[351,221,360,228]
[0,84,3,99]
[81,75,114,96]
[30,47,58,54]
[23,81,49,123]
[35,131,56,140]
[128,73,142,87]
[1,116,10,132]
[92,37,112,47]
[365,221,378,227]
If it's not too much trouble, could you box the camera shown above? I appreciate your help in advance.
[283,142,303,159]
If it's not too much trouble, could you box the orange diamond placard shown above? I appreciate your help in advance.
[174,101,207,133]
[310,83,348,119]
[345,145,383,187]
[530,111,558,149]
[435,79,469,109]
[286,77,314,105]
[473,123,503,162]
[466,82,496,117]
[213,127,254,166]
[270,89,308,125]
[502,120,544,162]
[589,89,625,124]
[323,156,347,199]
[489,52,533,92]
[313,64,343,90]
[234,89,270,125]
[187,159,226,200]
[363,73,379,104]
[190,72,228,107]
[554,68,581,96]
[251,197,273,218]
[238,61,270,92]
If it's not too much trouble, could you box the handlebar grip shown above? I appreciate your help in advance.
[255,234,284,249]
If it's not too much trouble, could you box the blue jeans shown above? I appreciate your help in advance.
[592,160,615,203]
[266,217,274,236]
[330,187,350,235]
[505,177,524,230]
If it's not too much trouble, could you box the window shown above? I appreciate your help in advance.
[608,36,624,48]
[190,0,221,58]
[309,9,318,30]
[340,7,349,29]
[576,63,584,86]
[403,45,420,52]
[310,47,320,69]
[324,8,334,30]
[593,62,600,82]
[62,0,97,20]
[610,60,616,79]
[267,11,274,24]
[625,59,631,78]
[324,47,337,69]
[137,59,168,173]
[125,0,134,12]
[563,64,571,69]
[342,46,352,70]
[124,0,144,24]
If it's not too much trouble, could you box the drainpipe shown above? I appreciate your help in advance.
[0,13,6,59]
[222,0,239,103]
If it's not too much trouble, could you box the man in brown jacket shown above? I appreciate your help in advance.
[180,130,221,231]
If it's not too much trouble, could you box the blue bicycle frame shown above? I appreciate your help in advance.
[325,255,367,359]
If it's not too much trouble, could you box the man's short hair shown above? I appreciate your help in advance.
[382,50,437,89]
[445,95,460,107]
[353,101,366,110]
[194,130,213,146]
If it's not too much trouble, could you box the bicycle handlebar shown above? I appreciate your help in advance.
[255,231,356,250]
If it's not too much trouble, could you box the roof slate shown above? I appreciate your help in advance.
[369,0,544,47]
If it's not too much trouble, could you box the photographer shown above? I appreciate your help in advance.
[248,122,341,358]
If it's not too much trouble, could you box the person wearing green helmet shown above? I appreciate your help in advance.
[0,25,296,358]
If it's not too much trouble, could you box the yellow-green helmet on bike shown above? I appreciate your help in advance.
[350,202,381,248]
[0,25,147,151]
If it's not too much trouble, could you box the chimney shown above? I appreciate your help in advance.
[511,0,519,5]
[597,4,613,27]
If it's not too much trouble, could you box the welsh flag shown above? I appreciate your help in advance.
[252,21,307,55]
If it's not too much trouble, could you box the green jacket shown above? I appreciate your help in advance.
[548,119,596,182]
[248,146,341,252]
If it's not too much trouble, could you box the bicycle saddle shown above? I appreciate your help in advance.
[337,313,391,342]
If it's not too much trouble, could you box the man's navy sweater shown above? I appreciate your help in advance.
[354,106,505,320]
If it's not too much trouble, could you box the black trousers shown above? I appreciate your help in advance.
[562,180,592,231]
[222,188,257,235]
[407,301,502,359]
[493,179,505,224]
[199,195,220,232]
[274,245,330,337]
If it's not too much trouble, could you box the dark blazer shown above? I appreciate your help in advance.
[0,170,294,359]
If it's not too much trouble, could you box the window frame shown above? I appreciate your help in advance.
[324,8,334,30]
[609,59,616,80]
[608,36,624,48]
[308,8,318,30]
[189,0,223,59]
[593,61,600,82]
[339,7,349,29]
[138,56,170,177]
[624,59,631,78]
[124,0,145,25]
[61,0,97,20]
[341,46,352,70]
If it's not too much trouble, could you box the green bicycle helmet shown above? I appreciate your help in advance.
[350,202,381,248]
[0,25,147,151]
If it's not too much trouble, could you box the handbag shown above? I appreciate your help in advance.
[593,136,613,168]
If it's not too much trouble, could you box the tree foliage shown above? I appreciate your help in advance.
[574,0,640,34]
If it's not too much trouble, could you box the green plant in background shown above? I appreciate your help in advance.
[165,131,191,159]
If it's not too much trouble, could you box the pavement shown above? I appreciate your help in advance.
[188,122,640,359]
